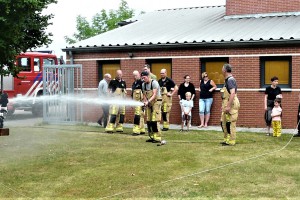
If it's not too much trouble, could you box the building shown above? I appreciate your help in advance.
[63,0,300,128]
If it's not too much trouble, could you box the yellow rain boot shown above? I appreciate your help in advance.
[153,132,161,143]
[221,135,230,145]
[140,127,146,135]
[228,140,236,146]
[162,121,169,131]
[133,125,140,135]
[105,123,114,133]
[116,124,123,132]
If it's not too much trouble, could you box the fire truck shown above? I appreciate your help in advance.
[3,51,59,116]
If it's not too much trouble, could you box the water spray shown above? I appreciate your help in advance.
[10,94,144,107]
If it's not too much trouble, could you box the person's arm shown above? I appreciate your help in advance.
[180,101,184,113]
[169,85,178,97]
[264,94,268,110]
[187,106,192,115]
[191,84,196,100]
[271,109,282,117]
[209,80,217,92]
[147,88,157,104]
[199,80,202,92]
[98,82,102,96]
[191,94,195,100]
[142,85,147,104]
[276,88,283,99]
[177,84,182,100]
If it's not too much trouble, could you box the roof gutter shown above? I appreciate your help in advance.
[62,39,300,53]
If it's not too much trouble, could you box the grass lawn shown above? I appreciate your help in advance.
[0,125,299,199]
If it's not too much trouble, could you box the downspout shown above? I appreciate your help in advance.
[68,51,74,64]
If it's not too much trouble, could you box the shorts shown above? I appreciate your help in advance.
[181,113,191,122]
[199,98,213,115]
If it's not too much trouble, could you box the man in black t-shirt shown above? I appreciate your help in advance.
[105,70,127,133]
[158,69,178,131]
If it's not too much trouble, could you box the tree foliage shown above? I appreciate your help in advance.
[0,0,57,77]
[65,0,134,44]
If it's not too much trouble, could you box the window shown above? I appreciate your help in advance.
[43,58,55,66]
[98,61,120,80]
[18,57,31,72]
[146,59,172,79]
[260,57,291,88]
[201,58,229,87]
[34,58,40,72]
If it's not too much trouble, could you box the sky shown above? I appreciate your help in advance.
[41,0,226,57]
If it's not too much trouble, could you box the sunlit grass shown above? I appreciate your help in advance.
[0,125,299,199]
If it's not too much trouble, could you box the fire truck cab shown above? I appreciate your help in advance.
[4,52,58,116]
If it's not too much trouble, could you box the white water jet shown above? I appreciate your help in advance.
[10,95,144,107]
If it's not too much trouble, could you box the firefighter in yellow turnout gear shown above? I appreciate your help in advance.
[105,70,127,133]
[220,64,240,146]
[141,71,162,143]
[158,69,178,131]
[132,70,145,135]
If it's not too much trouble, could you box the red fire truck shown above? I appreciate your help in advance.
[3,51,59,116]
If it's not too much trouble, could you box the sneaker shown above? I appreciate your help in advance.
[97,119,102,126]
[132,133,139,136]
[266,133,270,136]
[162,128,169,131]
[140,132,145,135]
[179,129,183,132]
[220,141,227,145]
[146,139,154,142]
[293,133,300,137]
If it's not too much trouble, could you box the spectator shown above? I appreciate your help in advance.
[264,76,282,136]
[271,98,282,137]
[198,72,217,128]
[143,64,157,80]
[180,92,193,132]
[177,74,196,126]
[97,73,111,128]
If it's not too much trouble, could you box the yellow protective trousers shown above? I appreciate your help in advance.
[220,86,240,145]
[272,120,281,137]
[144,89,162,141]
[132,89,145,134]
[161,87,172,129]
[105,88,126,133]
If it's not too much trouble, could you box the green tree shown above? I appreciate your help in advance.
[0,0,56,81]
[65,0,134,44]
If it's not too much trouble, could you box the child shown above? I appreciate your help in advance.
[271,98,282,137]
[180,92,193,132]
